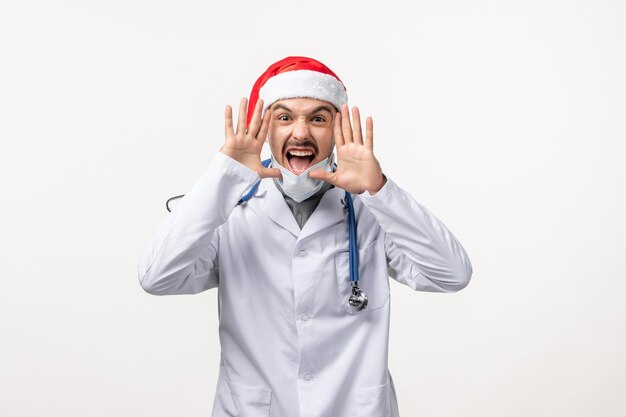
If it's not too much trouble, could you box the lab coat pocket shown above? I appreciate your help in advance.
[335,238,390,314]
[225,379,272,417]
[355,383,391,417]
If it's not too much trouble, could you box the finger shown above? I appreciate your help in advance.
[365,116,374,151]
[248,99,264,138]
[258,167,281,179]
[225,105,235,138]
[256,108,271,143]
[308,169,337,185]
[236,97,248,135]
[341,104,353,144]
[352,106,363,145]
[333,111,344,147]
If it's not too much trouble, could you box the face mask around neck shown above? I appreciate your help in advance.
[271,153,334,203]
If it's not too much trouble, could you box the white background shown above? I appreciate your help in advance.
[1,1,625,416]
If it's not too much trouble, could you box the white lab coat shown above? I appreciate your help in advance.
[139,152,472,417]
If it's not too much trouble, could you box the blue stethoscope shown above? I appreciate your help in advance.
[166,159,368,311]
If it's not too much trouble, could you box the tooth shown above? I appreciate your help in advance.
[290,150,313,156]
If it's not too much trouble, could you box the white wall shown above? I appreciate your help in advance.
[1,1,624,416]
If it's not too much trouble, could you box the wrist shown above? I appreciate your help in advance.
[367,174,387,195]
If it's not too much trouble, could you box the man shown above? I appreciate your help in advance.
[139,56,472,417]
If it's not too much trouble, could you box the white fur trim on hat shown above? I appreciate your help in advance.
[259,69,348,110]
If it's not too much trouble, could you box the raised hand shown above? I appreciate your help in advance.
[220,97,280,179]
[309,104,386,195]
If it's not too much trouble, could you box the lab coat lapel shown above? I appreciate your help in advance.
[298,186,346,241]
[258,178,301,237]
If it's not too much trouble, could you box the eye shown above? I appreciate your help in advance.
[277,114,291,121]
[312,115,326,123]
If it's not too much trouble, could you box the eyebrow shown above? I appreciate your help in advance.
[272,103,334,115]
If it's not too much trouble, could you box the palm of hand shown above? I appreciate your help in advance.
[220,98,280,179]
[311,105,385,195]
[221,137,264,172]
[333,142,382,194]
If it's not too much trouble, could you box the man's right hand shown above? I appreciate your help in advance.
[220,97,281,179]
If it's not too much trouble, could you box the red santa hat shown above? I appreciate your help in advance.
[247,56,348,126]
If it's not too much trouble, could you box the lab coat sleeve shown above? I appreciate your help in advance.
[358,178,473,292]
[138,152,260,295]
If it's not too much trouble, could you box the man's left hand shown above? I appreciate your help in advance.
[309,104,386,195]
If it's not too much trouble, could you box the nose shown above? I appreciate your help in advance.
[292,118,310,141]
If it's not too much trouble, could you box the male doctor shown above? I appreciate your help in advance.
[139,56,472,417]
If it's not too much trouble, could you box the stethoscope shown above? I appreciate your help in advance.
[166,159,368,312]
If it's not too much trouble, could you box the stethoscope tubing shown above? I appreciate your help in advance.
[238,159,360,284]
[345,193,359,283]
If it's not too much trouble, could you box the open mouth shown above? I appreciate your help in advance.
[285,147,316,175]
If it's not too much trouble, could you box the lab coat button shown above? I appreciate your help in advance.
[302,315,311,322]
[298,250,308,257]
[303,374,313,382]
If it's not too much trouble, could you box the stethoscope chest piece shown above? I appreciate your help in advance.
[349,282,368,311]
